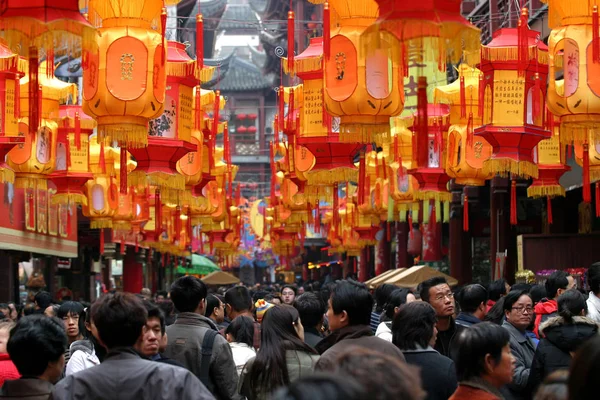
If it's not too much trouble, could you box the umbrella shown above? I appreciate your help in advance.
[387,265,458,288]
[202,271,240,286]
[176,254,220,275]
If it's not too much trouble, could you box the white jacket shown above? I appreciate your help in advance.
[587,291,600,324]
[229,342,256,377]
[66,345,100,376]
[375,321,393,342]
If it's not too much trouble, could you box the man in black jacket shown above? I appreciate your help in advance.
[455,284,488,328]
[419,277,465,357]
[293,293,325,348]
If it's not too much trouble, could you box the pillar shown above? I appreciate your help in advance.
[122,247,143,294]
[302,263,309,282]
[359,247,370,282]
[422,201,442,262]
[491,177,511,282]
[449,183,473,284]
[375,222,391,276]
[395,222,411,269]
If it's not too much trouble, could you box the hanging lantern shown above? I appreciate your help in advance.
[8,62,78,189]
[574,134,600,206]
[475,20,551,180]
[0,40,25,183]
[83,0,167,148]
[388,117,418,221]
[49,106,95,206]
[321,0,403,144]
[435,64,493,187]
[543,1,600,144]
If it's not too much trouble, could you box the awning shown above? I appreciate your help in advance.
[177,254,221,275]
[202,270,240,285]
[365,268,406,289]
[386,265,458,288]
[0,227,78,258]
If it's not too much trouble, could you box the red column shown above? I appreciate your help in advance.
[449,184,473,284]
[302,264,309,282]
[395,222,410,269]
[375,222,391,276]
[422,201,442,262]
[122,247,143,294]
[358,247,369,282]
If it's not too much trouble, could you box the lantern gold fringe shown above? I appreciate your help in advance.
[481,47,548,65]
[483,159,539,179]
[113,221,132,231]
[59,116,96,130]
[527,185,565,199]
[305,168,358,185]
[454,177,487,187]
[0,23,97,56]
[196,66,215,83]
[159,187,192,207]
[559,124,600,145]
[98,124,148,148]
[590,169,600,182]
[91,218,113,229]
[293,185,334,204]
[414,191,452,203]
[283,56,322,75]
[0,167,15,184]
[14,177,47,189]
[51,193,87,206]
[339,124,391,146]
[128,171,186,192]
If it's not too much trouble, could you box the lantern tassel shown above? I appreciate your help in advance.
[478,73,485,117]
[288,89,295,131]
[584,143,591,203]
[135,234,139,253]
[287,11,295,74]
[594,6,600,63]
[323,3,330,60]
[547,196,554,225]
[155,189,162,234]
[408,212,414,239]
[212,90,220,142]
[46,48,54,79]
[196,14,204,70]
[463,195,469,231]
[121,237,126,255]
[460,76,466,118]
[278,86,285,131]
[532,73,541,122]
[28,47,40,137]
[333,183,339,237]
[517,8,529,77]
[99,229,104,254]
[416,77,428,168]
[75,112,81,150]
[467,112,474,148]
[358,151,366,205]
[120,147,127,194]
[393,134,399,162]
[596,183,600,217]
[510,179,518,225]
[161,8,167,64]
[99,141,106,174]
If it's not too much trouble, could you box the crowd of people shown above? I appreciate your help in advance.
[0,263,600,399]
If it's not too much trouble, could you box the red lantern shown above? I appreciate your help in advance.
[237,126,248,133]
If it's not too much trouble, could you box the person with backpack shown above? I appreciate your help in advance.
[164,276,241,400]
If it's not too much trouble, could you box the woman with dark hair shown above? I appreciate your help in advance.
[450,322,514,400]
[485,297,507,325]
[65,307,106,375]
[57,301,85,365]
[375,288,415,342]
[239,305,319,400]
[502,290,537,400]
[225,316,256,377]
[392,302,457,400]
[272,374,367,400]
[371,284,397,333]
[568,335,600,400]
[529,290,599,392]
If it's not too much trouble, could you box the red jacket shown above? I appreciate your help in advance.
[0,353,20,387]
[534,299,558,338]
[449,384,502,400]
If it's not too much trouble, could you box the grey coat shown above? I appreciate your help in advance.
[164,312,241,400]
[50,348,214,400]
[501,321,536,400]
[1,379,53,400]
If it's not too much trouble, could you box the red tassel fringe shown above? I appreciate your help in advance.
[584,143,591,203]
[594,6,600,63]
[416,77,428,168]
[99,141,106,174]
[463,195,469,231]
[29,47,39,136]
[467,112,474,148]
[323,3,330,60]
[517,8,529,77]
[287,11,295,73]
[197,14,204,69]
[596,183,600,217]
[532,74,541,122]
[510,180,518,225]
[547,196,553,225]
[478,72,485,118]
[161,8,167,64]
[75,112,81,150]
[120,147,127,194]
[460,76,466,119]
[155,189,162,234]
[99,229,104,254]
[358,151,366,205]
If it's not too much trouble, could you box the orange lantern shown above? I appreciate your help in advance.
[83,0,166,148]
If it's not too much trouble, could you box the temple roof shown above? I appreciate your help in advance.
[218,4,259,31]
[205,53,274,92]
[201,51,235,89]
[178,0,227,28]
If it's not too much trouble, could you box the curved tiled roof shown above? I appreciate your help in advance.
[218,4,259,31]
[205,54,273,92]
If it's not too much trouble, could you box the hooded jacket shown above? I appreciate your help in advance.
[529,315,599,391]
[533,299,558,338]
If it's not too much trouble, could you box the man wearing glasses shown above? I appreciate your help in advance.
[418,277,465,357]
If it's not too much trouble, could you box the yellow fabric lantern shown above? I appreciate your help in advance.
[83,0,168,147]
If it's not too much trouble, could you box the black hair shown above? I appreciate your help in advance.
[484,297,506,325]
[511,283,532,292]
[488,279,508,302]
[588,262,600,295]
[225,286,252,313]
[557,290,587,324]
[158,299,176,326]
[144,301,166,335]
[206,294,223,318]
[7,315,67,377]
[282,285,298,295]
[90,292,148,349]
[272,374,367,400]
[503,290,533,313]
[57,301,86,338]
[246,305,316,398]
[382,288,413,321]
[264,293,282,303]
[545,271,570,299]
[170,276,208,313]
[452,322,510,381]
[155,290,168,298]
[456,284,488,314]
[530,284,547,304]
[293,292,325,329]
[330,280,373,327]
[252,290,268,303]
[418,276,449,303]
[320,283,336,308]
[34,291,53,309]
[568,335,600,400]
[225,316,255,348]
[392,302,437,350]
[374,284,397,313]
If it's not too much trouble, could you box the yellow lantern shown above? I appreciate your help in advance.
[83,0,168,148]
[322,0,404,144]
[82,137,118,229]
